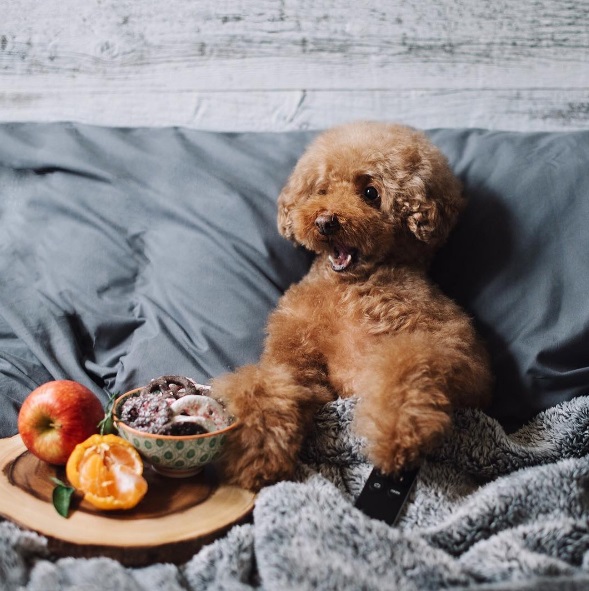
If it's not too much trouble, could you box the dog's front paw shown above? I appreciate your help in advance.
[354,391,451,475]
[219,423,297,491]
[211,365,305,491]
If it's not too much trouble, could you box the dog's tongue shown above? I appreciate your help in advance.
[329,244,353,272]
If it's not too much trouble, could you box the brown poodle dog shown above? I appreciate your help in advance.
[212,121,492,491]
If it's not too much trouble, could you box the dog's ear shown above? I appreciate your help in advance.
[277,153,318,241]
[277,185,297,241]
[397,149,465,248]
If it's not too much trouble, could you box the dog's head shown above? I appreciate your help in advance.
[277,121,464,272]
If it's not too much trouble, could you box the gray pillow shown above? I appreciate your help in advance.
[0,124,314,436]
[428,128,589,429]
[0,124,587,436]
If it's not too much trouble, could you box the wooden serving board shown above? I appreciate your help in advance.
[0,435,255,566]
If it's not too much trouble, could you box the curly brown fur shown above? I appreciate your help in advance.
[212,121,492,491]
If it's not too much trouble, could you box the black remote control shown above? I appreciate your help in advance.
[355,467,419,525]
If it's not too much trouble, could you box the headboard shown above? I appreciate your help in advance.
[1,0,588,131]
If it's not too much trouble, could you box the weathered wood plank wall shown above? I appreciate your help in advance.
[1,0,588,131]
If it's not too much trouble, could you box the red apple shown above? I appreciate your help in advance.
[17,380,104,465]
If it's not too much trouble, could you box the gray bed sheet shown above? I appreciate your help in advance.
[1,123,588,437]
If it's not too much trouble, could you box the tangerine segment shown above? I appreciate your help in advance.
[66,433,148,510]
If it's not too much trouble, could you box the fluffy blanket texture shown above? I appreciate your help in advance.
[2,396,589,591]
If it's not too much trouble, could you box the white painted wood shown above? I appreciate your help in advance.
[1,89,588,132]
[0,0,588,131]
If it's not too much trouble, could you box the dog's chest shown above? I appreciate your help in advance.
[325,319,369,397]
[282,270,430,396]
[318,285,412,397]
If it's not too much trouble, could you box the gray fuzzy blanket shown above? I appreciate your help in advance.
[2,396,589,591]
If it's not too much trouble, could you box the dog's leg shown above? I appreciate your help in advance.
[353,328,491,475]
[211,314,332,491]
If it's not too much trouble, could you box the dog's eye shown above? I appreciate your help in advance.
[363,186,379,203]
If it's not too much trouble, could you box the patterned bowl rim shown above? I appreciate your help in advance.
[112,388,240,441]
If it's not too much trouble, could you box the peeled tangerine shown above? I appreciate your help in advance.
[66,434,148,510]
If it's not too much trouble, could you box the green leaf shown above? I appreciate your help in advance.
[51,477,75,518]
[98,413,114,436]
[98,391,119,435]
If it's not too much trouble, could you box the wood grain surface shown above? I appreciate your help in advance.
[0,0,588,131]
[0,435,256,566]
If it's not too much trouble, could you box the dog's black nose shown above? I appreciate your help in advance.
[315,213,340,235]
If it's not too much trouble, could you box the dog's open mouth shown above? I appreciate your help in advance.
[328,243,357,272]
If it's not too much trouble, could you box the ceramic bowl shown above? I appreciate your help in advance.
[112,388,238,478]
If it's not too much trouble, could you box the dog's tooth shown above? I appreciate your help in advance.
[329,253,352,272]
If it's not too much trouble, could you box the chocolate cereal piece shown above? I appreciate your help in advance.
[145,375,199,398]
[160,421,209,436]
[119,392,173,434]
